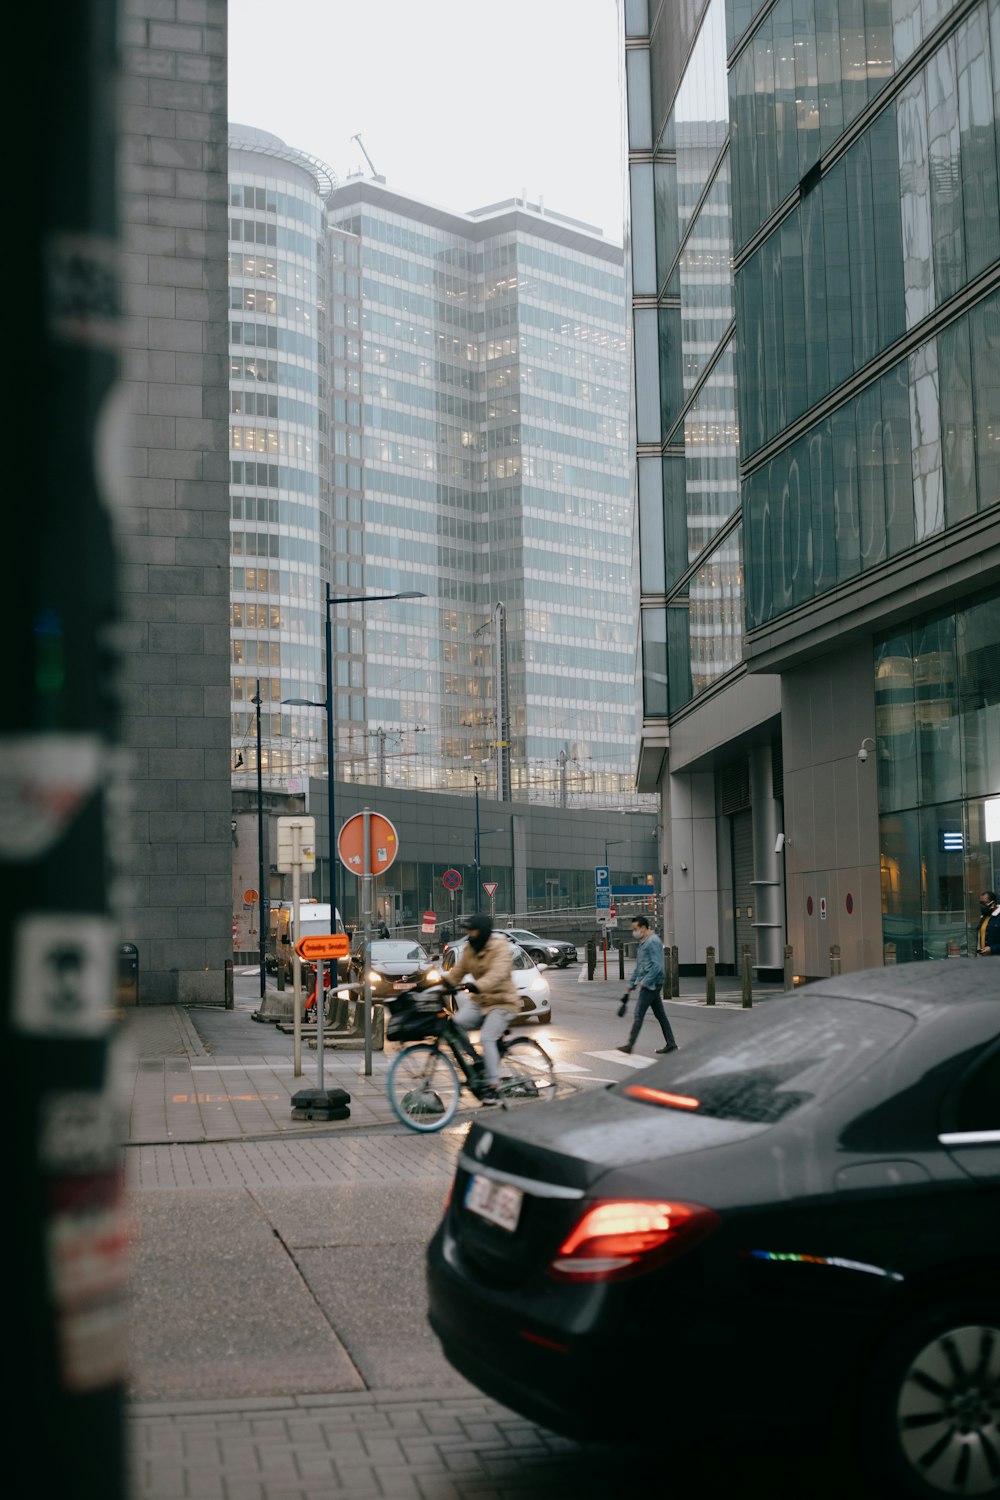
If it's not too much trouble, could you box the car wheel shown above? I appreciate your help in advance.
[536,1010,551,1024]
[859,1298,1000,1498]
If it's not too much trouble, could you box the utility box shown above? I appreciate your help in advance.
[117,943,139,1006]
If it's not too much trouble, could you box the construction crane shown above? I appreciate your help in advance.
[351,133,380,179]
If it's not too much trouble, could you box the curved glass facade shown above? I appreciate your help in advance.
[228,127,342,784]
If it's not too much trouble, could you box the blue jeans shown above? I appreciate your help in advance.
[628,985,676,1050]
[454,999,510,1084]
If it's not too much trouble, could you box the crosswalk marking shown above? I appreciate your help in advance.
[585,1049,655,1069]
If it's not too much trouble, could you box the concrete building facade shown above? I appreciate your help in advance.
[117,0,233,1002]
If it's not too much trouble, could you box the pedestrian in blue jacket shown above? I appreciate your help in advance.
[619,915,678,1055]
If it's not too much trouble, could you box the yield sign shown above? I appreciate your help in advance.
[482,881,499,898]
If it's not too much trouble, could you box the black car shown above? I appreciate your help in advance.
[350,940,441,1000]
[502,928,578,967]
[427,962,1000,1498]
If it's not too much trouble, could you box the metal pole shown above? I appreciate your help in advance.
[602,926,607,980]
[255,682,266,1000]
[10,1,127,1480]
[325,583,336,925]
[741,944,753,1007]
[292,830,302,1076]
[362,806,373,1076]
[474,776,481,902]
[830,944,842,976]
[670,944,680,998]
[783,943,793,992]
[706,946,716,1005]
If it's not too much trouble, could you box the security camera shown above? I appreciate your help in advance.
[774,832,785,853]
[858,736,876,764]
[857,747,869,764]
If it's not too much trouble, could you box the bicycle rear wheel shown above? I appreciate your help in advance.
[387,1043,461,1132]
[498,1036,556,1102]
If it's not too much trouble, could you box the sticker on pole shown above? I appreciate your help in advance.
[14,914,115,1037]
[442,868,462,891]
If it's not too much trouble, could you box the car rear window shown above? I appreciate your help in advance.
[618,999,912,1125]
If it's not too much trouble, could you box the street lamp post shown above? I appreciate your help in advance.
[251,680,267,1000]
[283,584,425,956]
[474,775,481,907]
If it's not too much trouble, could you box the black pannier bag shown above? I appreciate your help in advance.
[385,991,445,1043]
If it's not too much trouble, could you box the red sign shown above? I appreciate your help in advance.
[421,909,436,933]
[295,933,351,960]
[609,904,617,919]
[338,812,399,876]
[482,882,498,899]
[243,888,259,905]
[442,868,462,891]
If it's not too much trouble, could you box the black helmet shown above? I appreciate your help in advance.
[462,911,493,950]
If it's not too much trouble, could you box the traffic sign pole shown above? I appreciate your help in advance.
[362,807,373,1077]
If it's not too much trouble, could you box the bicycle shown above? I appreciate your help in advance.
[384,983,556,1132]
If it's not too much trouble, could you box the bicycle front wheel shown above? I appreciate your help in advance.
[387,1043,461,1132]
[498,1036,556,1102]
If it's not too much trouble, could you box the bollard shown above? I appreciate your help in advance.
[946,938,961,958]
[617,941,625,980]
[276,953,285,991]
[783,943,793,992]
[741,944,753,1007]
[830,944,842,976]
[670,945,679,998]
[117,942,139,1007]
[586,936,597,980]
[706,945,716,1006]
[884,941,896,966]
[224,957,234,1010]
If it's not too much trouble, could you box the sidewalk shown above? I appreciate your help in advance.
[119,1002,438,1145]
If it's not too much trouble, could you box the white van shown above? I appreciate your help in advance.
[269,901,345,982]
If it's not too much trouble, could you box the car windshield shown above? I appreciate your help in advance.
[371,942,427,963]
[619,999,912,1125]
[511,948,535,970]
[508,931,539,942]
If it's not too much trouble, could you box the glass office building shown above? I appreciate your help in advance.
[228,127,359,785]
[326,181,638,806]
[626,0,1000,976]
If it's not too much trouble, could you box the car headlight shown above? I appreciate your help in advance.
[546,946,560,956]
[529,976,547,992]
[368,971,382,984]
[425,968,442,983]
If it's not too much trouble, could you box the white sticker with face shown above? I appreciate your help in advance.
[14,914,115,1037]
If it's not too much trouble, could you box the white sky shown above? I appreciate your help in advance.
[227,0,626,243]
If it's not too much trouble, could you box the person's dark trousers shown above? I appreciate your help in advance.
[628,985,676,1050]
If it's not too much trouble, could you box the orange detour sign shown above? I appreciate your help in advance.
[295,933,351,961]
[337,812,399,876]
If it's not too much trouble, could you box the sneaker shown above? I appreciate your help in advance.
[479,1086,500,1107]
[617,1044,632,1054]
[656,1043,678,1054]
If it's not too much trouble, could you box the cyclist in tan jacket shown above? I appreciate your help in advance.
[449,912,520,1105]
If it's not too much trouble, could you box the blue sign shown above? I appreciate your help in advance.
[442,868,463,891]
[595,866,610,889]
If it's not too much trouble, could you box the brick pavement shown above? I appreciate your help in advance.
[130,1388,639,1500]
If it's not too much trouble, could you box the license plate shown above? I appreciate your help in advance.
[393,981,410,989]
[465,1174,523,1233]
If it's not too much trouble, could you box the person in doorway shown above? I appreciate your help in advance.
[377,920,390,940]
[619,915,678,1055]
[976,891,1000,955]
[447,912,520,1106]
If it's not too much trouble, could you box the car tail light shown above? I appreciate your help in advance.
[624,1084,700,1110]
[549,1200,719,1282]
